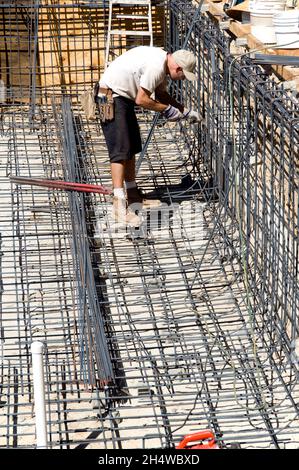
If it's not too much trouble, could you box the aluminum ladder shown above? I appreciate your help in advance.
[105,0,153,68]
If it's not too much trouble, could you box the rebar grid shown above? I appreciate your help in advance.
[0,0,165,110]
[0,0,298,450]
[167,0,299,357]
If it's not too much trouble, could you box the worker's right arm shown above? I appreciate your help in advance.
[135,87,169,113]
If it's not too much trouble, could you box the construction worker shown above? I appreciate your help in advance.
[98,46,200,226]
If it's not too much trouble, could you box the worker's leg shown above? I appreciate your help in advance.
[108,158,139,226]
[124,156,136,184]
[124,155,161,208]
[111,161,126,190]
[100,97,141,224]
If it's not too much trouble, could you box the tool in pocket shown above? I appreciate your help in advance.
[94,83,114,122]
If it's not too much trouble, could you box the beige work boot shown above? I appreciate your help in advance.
[112,196,141,226]
[127,186,161,209]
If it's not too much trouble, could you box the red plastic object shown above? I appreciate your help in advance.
[176,430,218,449]
[10,176,112,195]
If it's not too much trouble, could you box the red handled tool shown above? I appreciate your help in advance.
[176,430,218,449]
[10,176,112,195]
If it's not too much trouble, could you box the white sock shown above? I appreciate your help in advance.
[125,180,137,190]
[113,188,126,199]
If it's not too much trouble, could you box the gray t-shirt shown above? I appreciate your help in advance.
[99,46,168,100]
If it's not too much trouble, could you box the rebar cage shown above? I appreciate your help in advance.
[0,0,298,449]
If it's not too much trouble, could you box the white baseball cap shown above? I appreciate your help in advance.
[172,49,197,81]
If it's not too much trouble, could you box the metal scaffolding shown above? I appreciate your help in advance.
[0,0,298,449]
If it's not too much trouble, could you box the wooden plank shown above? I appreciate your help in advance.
[194,0,299,86]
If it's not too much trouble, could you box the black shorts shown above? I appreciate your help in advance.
[100,96,142,163]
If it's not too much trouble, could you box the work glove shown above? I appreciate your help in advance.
[183,108,201,124]
[163,104,183,121]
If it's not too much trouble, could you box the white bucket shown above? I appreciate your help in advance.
[249,0,286,11]
[273,11,299,48]
[250,10,277,43]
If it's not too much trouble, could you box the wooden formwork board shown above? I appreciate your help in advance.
[38,4,106,92]
[0,1,165,96]
[38,2,165,91]
[0,3,38,99]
